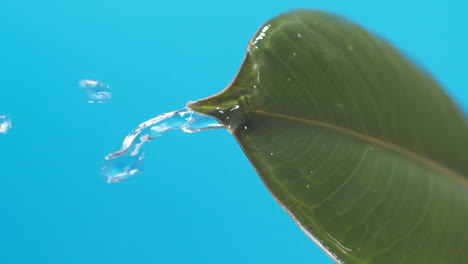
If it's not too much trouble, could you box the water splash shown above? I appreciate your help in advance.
[101,106,224,183]
[0,115,12,134]
[79,79,111,103]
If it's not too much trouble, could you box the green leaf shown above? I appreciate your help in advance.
[189,10,468,264]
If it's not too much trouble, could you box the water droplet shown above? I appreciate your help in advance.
[79,79,111,103]
[297,33,302,38]
[292,51,297,56]
[244,126,248,130]
[0,115,12,134]
[306,184,310,189]
[101,106,223,183]
[229,105,240,111]
[270,152,274,156]
[250,24,271,47]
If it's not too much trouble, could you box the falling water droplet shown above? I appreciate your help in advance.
[79,79,111,103]
[101,106,224,183]
[0,115,12,134]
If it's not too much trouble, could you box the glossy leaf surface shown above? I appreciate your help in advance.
[189,10,468,264]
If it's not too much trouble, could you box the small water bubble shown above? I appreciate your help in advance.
[0,115,12,134]
[101,106,224,183]
[297,33,302,38]
[270,152,274,156]
[79,79,111,103]
[306,184,310,189]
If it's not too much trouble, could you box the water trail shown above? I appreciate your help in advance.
[101,106,224,183]
[0,115,12,134]
[79,79,111,103]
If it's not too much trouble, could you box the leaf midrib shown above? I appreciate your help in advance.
[251,109,468,187]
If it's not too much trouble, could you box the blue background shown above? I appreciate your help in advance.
[1,0,467,263]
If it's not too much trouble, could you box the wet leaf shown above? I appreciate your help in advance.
[189,10,468,264]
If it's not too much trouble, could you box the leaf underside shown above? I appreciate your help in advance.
[189,10,468,264]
